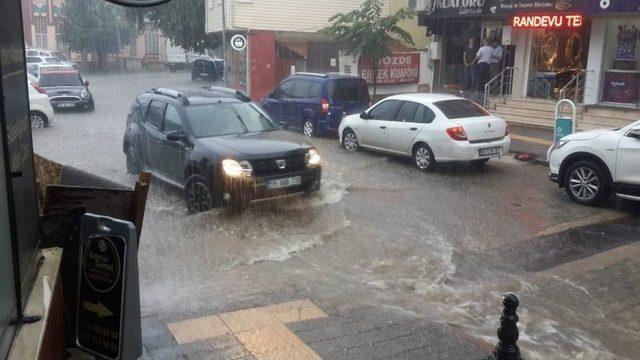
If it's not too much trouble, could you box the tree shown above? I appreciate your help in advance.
[321,0,415,99]
[59,0,137,71]
[147,0,220,54]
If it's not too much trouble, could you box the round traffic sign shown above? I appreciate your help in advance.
[231,35,247,51]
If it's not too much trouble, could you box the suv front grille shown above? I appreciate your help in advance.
[50,96,81,102]
[251,155,306,177]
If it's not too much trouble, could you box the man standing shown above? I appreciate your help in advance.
[474,38,493,92]
[490,39,504,80]
[463,36,478,92]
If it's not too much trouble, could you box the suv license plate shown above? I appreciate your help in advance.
[57,102,74,108]
[267,176,302,190]
[479,147,502,157]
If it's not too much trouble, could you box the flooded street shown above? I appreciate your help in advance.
[32,71,640,359]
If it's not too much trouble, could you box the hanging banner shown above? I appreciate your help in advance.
[359,53,420,85]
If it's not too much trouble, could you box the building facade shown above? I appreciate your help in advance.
[21,0,66,51]
[418,0,640,129]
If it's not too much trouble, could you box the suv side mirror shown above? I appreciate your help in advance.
[84,80,90,87]
[360,112,370,119]
[279,121,288,129]
[166,130,187,142]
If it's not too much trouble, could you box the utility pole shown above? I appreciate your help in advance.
[221,0,228,86]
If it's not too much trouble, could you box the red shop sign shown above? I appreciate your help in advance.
[359,53,420,85]
[512,14,583,29]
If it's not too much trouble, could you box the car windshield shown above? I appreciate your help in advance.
[52,52,69,61]
[38,72,83,87]
[186,102,277,138]
[44,57,61,64]
[433,99,491,119]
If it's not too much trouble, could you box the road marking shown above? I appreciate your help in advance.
[168,299,326,359]
[510,134,553,146]
[536,211,629,237]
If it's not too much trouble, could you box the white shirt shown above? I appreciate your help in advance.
[491,45,504,64]
[476,46,493,64]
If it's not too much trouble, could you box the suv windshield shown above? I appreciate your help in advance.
[186,102,277,138]
[433,99,490,119]
[38,72,83,87]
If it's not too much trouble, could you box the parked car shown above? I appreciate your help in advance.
[548,121,640,205]
[26,48,79,69]
[26,55,62,66]
[191,58,224,81]
[261,73,370,137]
[38,68,94,112]
[122,87,322,214]
[27,81,55,128]
[27,63,74,83]
[339,94,511,171]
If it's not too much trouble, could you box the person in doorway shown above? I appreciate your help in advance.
[474,38,493,92]
[463,37,478,92]
[490,39,504,80]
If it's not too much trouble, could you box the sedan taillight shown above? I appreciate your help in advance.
[446,126,468,141]
[31,81,46,94]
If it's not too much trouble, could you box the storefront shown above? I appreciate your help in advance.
[420,1,640,108]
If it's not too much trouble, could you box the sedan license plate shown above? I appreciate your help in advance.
[56,102,74,108]
[267,176,302,190]
[479,147,502,157]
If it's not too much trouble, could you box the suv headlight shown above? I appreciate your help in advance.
[80,89,89,99]
[222,159,252,177]
[556,140,570,149]
[305,149,321,166]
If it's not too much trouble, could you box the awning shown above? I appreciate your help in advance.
[276,41,308,59]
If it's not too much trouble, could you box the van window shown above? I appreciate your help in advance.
[291,80,312,99]
[328,79,368,101]
[26,57,41,63]
[146,101,165,129]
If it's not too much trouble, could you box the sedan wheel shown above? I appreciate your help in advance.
[186,178,213,214]
[413,144,436,172]
[30,112,47,128]
[564,160,610,206]
[342,130,359,152]
[303,120,314,137]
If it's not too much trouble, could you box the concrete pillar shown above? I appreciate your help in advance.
[584,18,607,106]
[510,29,529,99]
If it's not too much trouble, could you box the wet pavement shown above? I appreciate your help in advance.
[32,71,640,359]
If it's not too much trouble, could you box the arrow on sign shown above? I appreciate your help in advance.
[83,301,114,318]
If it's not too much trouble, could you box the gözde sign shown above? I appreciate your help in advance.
[359,53,420,85]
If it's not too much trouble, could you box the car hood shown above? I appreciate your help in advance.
[562,128,612,141]
[42,86,84,96]
[198,130,313,159]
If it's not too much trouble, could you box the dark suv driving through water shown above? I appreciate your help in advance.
[122,87,322,213]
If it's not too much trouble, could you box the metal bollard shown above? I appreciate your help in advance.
[494,294,521,360]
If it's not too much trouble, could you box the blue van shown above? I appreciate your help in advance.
[261,73,370,137]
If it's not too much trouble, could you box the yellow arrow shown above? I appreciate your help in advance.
[83,300,114,318]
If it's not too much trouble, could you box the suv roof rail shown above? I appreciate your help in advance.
[150,88,189,104]
[204,86,251,102]
[293,72,328,78]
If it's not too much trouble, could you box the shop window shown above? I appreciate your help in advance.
[34,15,47,49]
[145,23,160,55]
[600,20,640,104]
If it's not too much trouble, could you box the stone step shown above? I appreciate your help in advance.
[580,114,637,129]
[584,106,640,121]
[503,99,585,112]
[494,105,583,120]
[493,111,555,128]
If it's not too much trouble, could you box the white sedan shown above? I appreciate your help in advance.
[338,94,511,171]
[27,81,55,128]
[548,120,640,206]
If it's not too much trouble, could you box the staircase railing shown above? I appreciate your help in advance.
[559,69,587,103]
[527,75,552,99]
[483,67,515,107]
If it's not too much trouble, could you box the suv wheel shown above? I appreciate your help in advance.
[86,99,95,112]
[185,175,213,214]
[342,129,359,152]
[303,119,314,137]
[564,160,611,206]
[413,143,436,172]
[126,146,141,174]
[30,111,48,128]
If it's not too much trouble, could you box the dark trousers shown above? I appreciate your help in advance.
[477,62,490,92]
[463,64,477,91]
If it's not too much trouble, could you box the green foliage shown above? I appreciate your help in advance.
[59,0,137,56]
[147,0,220,54]
[321,0,415,96]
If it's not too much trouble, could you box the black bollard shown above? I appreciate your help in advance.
[494,294,521,360]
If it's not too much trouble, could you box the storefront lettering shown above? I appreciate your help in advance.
[423,0,485,15]
[512,14,583,29]
[359,53,421,85]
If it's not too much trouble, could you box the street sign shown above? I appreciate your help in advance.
[77,214,141,360]
[231,34,247,51]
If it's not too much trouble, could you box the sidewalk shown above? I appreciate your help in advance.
[508,123,554,164]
